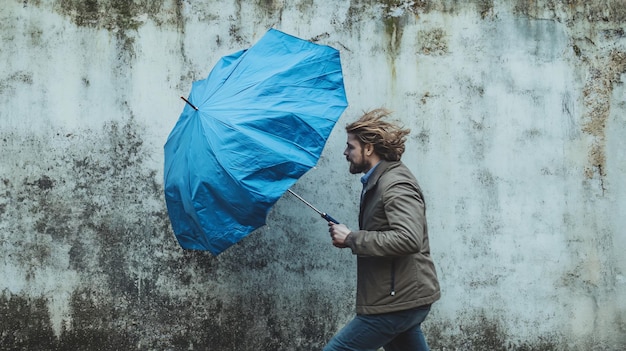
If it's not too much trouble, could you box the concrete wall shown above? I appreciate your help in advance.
[1,0,625,350]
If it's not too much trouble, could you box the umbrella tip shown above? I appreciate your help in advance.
[180,96,199,111]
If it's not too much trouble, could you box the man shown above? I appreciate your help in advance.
[324,108,440,351]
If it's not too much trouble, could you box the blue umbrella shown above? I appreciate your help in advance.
[164,29,347,255]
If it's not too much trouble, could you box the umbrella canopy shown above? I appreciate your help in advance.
[164,29,348,255]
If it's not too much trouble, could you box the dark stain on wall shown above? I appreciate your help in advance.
[1,116,165,348]
[0,110,354,349]
[0,71,33,95]
[425,311,560,351]
[59,289,139,350]
[0,294,56,350]
[54,0,173,30]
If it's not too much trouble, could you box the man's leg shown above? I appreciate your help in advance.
[383,306,431,351]
[323,314,396,351]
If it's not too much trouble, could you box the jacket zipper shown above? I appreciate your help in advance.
[390,259,396,296]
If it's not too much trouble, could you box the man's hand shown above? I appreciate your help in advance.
[328,222,351,248]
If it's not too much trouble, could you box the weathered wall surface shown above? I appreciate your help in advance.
[1,0,625,350]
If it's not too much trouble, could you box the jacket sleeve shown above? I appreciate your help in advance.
[346,179,426,257]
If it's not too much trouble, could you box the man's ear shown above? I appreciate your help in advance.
[364,143,374,156]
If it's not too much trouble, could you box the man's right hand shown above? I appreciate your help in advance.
[328,222,350,248]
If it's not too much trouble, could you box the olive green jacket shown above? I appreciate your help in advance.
[345,160,440,315]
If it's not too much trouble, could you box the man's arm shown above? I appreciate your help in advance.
[341,181,426,256]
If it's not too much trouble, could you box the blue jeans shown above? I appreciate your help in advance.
[323,305,432,351]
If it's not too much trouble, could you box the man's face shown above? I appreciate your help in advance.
[344,133,369,174]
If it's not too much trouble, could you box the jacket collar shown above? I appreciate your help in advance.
[362,160,394,193]
[359,160,396,227]
[360,161,381,187]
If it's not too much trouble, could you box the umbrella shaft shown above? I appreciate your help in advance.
[287,189,323,215]
[287,189,339,224]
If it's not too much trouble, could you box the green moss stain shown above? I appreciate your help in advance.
[53,0,185,67]
[383,12,403,54]
[54,0,172,30]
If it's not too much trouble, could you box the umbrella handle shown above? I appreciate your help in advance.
[322,213,339,224]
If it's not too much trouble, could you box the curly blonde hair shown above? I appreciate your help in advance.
[345,108,410,161]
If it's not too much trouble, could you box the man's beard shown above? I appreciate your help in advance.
[349,156,369,174]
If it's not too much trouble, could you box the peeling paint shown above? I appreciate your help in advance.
[581,50,626,183]
[508,0,626,186]
[417,27,448,55]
